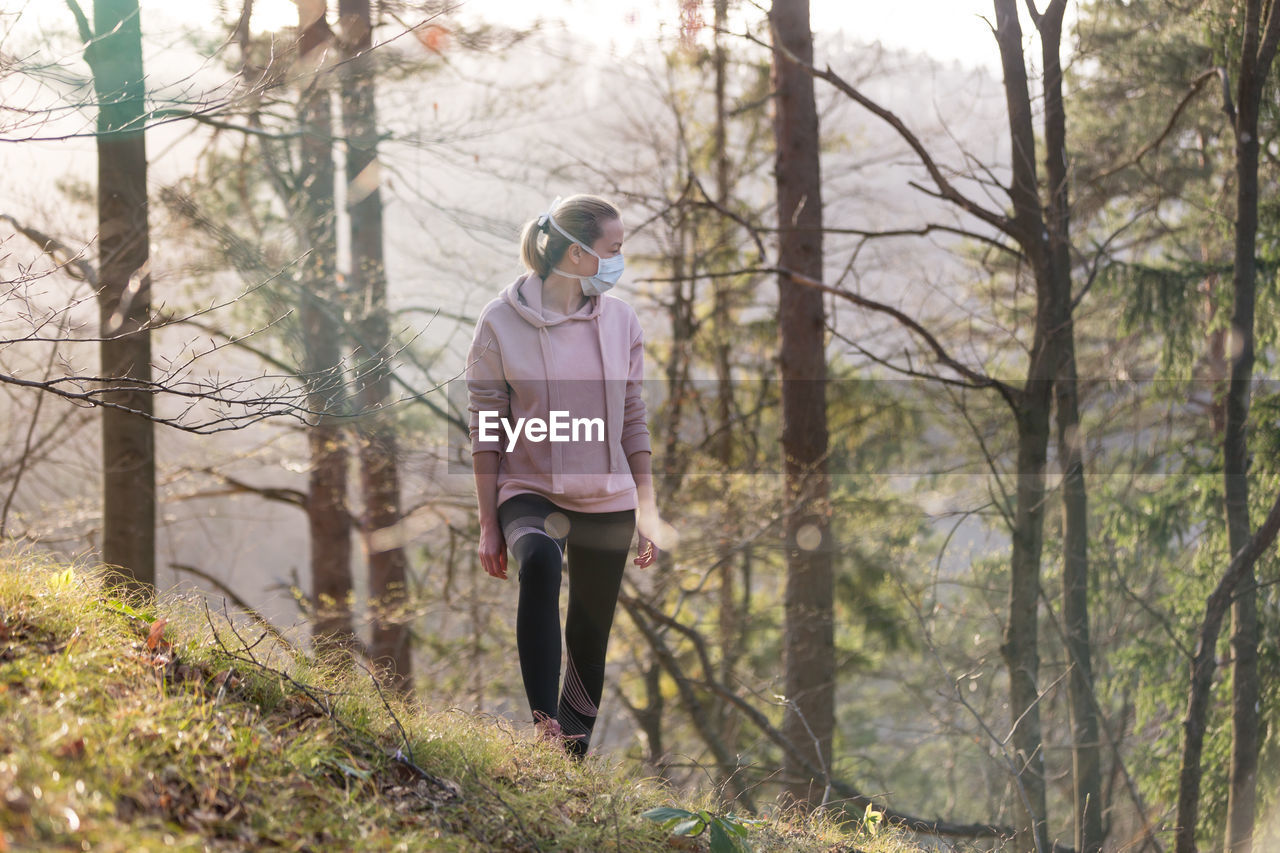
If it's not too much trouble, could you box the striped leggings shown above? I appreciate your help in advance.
[498,492,635,757]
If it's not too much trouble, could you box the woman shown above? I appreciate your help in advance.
[467,194,659,758]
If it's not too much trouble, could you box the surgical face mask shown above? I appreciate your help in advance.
[577,251,625,296]
[544,211,624,296]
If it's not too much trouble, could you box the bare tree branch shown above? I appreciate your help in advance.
[170,562,292,647]
[1,214,99,287]
[734,27,1015,238]
[1087,68,1221,188]
[620,589,1075,851]
[781,266,1019,407]
[0,314,64,536]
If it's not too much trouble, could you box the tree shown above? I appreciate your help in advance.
[74,0,155,591]
[1173,3,1280,850]
[1069,0,1280,845]
[136,0,489,668]
[6,2,326,592]
[1035,0,1105,845]
[297,0,357,654]
[769,0,834,808]
[1218,5,1280,848]
[339,0,413,690]
[1068,0,1280,845]
[754,1,1107,845]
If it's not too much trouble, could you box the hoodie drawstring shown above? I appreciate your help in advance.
[596,315,620,473]
[536,325,566,493]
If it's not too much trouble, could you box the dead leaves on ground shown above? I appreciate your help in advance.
[117,766,252,844]
[0,606,65,664]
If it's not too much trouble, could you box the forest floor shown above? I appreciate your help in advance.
[0,554,935,852]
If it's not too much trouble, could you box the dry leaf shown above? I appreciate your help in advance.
[146,619,169,652]
[416,24,449,53]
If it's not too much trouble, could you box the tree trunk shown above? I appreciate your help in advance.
[1173,489,1280,853]
[1223,132,1259,850]
[1039,7,1104,851]
[660,203,696,499]
[339,0,412,690]
[712,0,735,472]
[92,0,154,593]
[770,0,834,808]
[1055,331,1104,853]
[297,0,355,653]
[1222,3,1280,849]
[711,0,744,767]
[1174,4,1280,849]
[991,2,1068,848]
[1002,393,1052,853]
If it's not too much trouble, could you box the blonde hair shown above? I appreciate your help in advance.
[520,194,620,278]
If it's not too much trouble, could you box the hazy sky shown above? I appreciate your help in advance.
[6,1,1018,72]
[241,0,1009,71]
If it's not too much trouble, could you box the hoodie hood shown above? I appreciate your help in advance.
[502,272,602,328]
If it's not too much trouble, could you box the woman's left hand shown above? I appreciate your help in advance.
[629,454,675,568]
[634,532,657,568]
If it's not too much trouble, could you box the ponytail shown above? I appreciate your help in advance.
[520,218,550,278]
[518,194,620,278]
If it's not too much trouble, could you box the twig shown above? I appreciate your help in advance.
[168,563,293,649]
[0,310,65,536]
[1086,69,1221,189]
[620,591,1074,848]
[1035,588,1163,853]
[736,27,1014,239]
[201,600,460,798]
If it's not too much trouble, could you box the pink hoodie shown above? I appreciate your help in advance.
[467,273,651,512]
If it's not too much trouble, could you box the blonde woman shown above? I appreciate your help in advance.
[467,195,660,757]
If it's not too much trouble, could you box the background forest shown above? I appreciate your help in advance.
[2,1,1280,851]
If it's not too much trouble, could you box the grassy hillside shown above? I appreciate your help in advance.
[0,554,928,852]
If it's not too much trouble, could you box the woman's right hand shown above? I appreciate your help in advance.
[479,523,508,579]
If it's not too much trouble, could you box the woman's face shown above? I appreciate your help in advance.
[565,217,624,275]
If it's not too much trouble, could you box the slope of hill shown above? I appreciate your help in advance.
[0,554,925,852]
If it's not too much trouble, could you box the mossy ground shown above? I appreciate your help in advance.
[0,553,930,852]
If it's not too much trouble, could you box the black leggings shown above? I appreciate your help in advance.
[498,492,635,757]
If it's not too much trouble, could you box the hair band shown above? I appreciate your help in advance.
[536,196,562,234]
